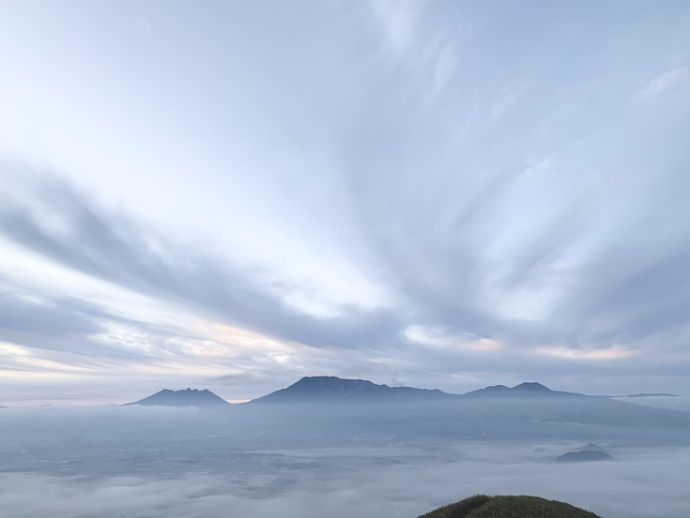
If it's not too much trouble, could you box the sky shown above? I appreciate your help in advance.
[1,0,690,404]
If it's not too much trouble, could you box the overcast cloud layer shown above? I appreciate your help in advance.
[1,1,690,403]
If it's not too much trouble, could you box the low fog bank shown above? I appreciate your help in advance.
[1,446,690,518]
[613,395,690,412]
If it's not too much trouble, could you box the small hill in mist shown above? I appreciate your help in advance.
[126,388,230,407]
[419,495,601,518]
[557,450,613,462]
[250,376,452,403]
[557,444,613,463]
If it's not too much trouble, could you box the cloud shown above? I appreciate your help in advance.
[6,156,690,398]
[431,40,458,94]
[2,2,690,400]
[488,80,529,119]
[367,0,458,96]
[534,345,638,361]
[636,66,689,98]
[0,289,101,338]
[0,164,402,353]
[369,0,421,60]
[403,325,503,352]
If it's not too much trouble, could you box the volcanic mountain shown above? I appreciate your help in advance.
[250,376,453,403]
[250,377,590,404]
[126,388,231,407]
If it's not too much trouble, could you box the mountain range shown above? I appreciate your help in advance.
[126,376,578,407]
[125,376,688,408]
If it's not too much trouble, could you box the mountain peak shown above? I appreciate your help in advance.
[482,384,511,392]
[512,382,551,392]
[126,388,230,407]
[291,376,382,391]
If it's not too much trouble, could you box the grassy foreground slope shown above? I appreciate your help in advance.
[419,495,601,518]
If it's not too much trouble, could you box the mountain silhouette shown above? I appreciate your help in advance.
[250,376,453,403]
[464,381,581,397]
[126,388,230,407]
[513,381,551,392]
[250,377,595,404]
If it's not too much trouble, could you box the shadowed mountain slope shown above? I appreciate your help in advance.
[249,376,453,403]
[126,388,230,407]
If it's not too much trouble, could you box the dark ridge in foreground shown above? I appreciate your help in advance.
[419,495,601,518]
[250,376,453,403]
[125,388,231,407]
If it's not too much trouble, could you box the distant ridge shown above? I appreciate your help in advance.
[126,388,230,407]
[470,384,511,394]
[557,450,613,462]
[249,376,587,404]
[250,376,453,403]
[464,381,580,397]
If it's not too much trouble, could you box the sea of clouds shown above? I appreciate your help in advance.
[2,402,690,517]
[2,444,690,517]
